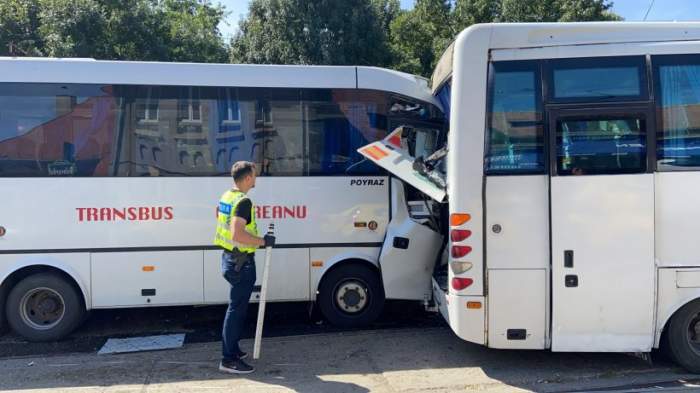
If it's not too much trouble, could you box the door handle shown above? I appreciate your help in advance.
[565,275,578,288]
[564,250,574,268]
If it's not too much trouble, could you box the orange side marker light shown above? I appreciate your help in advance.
[450,213,471,227]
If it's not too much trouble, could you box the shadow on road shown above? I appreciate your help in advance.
[0,324,689,392]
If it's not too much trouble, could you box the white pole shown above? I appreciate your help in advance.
[253,223,274,360]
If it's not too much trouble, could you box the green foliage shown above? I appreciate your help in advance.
[392,0,621,76]
[0,0,228,62]
[499,0,621,22]
[38,0,108,58]
[230,0,399,66]
[389,0,453,76]
[0,0,42,56]
[0,0,622,74]
[161,0,228,63]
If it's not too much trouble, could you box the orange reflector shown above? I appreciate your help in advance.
[450,213,471,226]
[467,301,482,309]
[311,261,323,267]
[361,145,389,160]
[142,266,155,272]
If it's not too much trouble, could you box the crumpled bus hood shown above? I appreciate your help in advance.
[358,127,447,202]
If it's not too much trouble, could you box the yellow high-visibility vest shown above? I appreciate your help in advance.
[214,189,259,253]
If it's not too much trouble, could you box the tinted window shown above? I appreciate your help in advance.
[550,57,646,102]
[261,89,304,176]
[556,116,646,175]
[120,86,275,176]
[0,84,123,177]
[486,62,544,174]
[0,84,438,177]
[656,60,700,169]
[435,80,451,119]
[305,89,390,175]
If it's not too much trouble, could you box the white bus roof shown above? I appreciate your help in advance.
[0,57,437,106]
[432,21,700,92]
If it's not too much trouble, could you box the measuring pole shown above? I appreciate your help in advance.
[253,223,274,360]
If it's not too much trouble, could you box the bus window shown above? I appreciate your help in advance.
[556,116,647,175]
[0,83,122,177]
[261,89,304,176]
[656,58,700,170]
[485,61,544,175]
[549,56,647,103]
[305,89,389,176]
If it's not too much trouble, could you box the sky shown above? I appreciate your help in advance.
[216,0,700,41]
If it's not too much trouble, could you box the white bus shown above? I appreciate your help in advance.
[0,58,446,341]
[360,22,700,373]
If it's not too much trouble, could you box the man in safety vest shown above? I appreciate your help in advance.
[214,161,275,374]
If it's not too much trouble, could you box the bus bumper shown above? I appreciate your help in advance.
[433,278,486,345]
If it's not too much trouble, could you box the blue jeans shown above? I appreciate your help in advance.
[221,251,256,361]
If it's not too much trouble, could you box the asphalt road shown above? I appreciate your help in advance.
[0,302,698,392]
[0,300,442,358]
[0,326,698,393]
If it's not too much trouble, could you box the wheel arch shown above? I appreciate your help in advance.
[1,259,90,314]
[656,294,700,348]
[314,255,382,302]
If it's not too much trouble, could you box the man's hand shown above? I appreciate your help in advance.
[264,234,276,248]
[232,217,265,247]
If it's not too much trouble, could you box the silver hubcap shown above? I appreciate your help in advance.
[334,280,369,314]
[19,287,65,330]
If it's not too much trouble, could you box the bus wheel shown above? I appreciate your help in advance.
[318,264,384,328]
[667,299,700,373]
[5,273,85,342]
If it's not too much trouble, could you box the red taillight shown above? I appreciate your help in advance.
[450,229,472,242]
[451,245,472,258]
[451,277,473,290]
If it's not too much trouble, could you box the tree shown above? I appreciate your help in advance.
[38,0,108,58]
[499,0,621,22]
[390,0,622,77]
[230,0,398,66]
[161,0,228,63]
[0,0,43,56]
[389,0,454,77]
[101,0,170,61]
[453,0,500,27]
[1,0,228,62]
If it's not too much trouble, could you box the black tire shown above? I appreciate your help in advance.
[667,299,700,373]
[5,273,85,342]
[656,328,674,363]
[318,263,385,328]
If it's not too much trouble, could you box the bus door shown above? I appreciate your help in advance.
[548,106,655,352]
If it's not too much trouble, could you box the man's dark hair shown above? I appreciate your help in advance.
[231,161,256,183]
